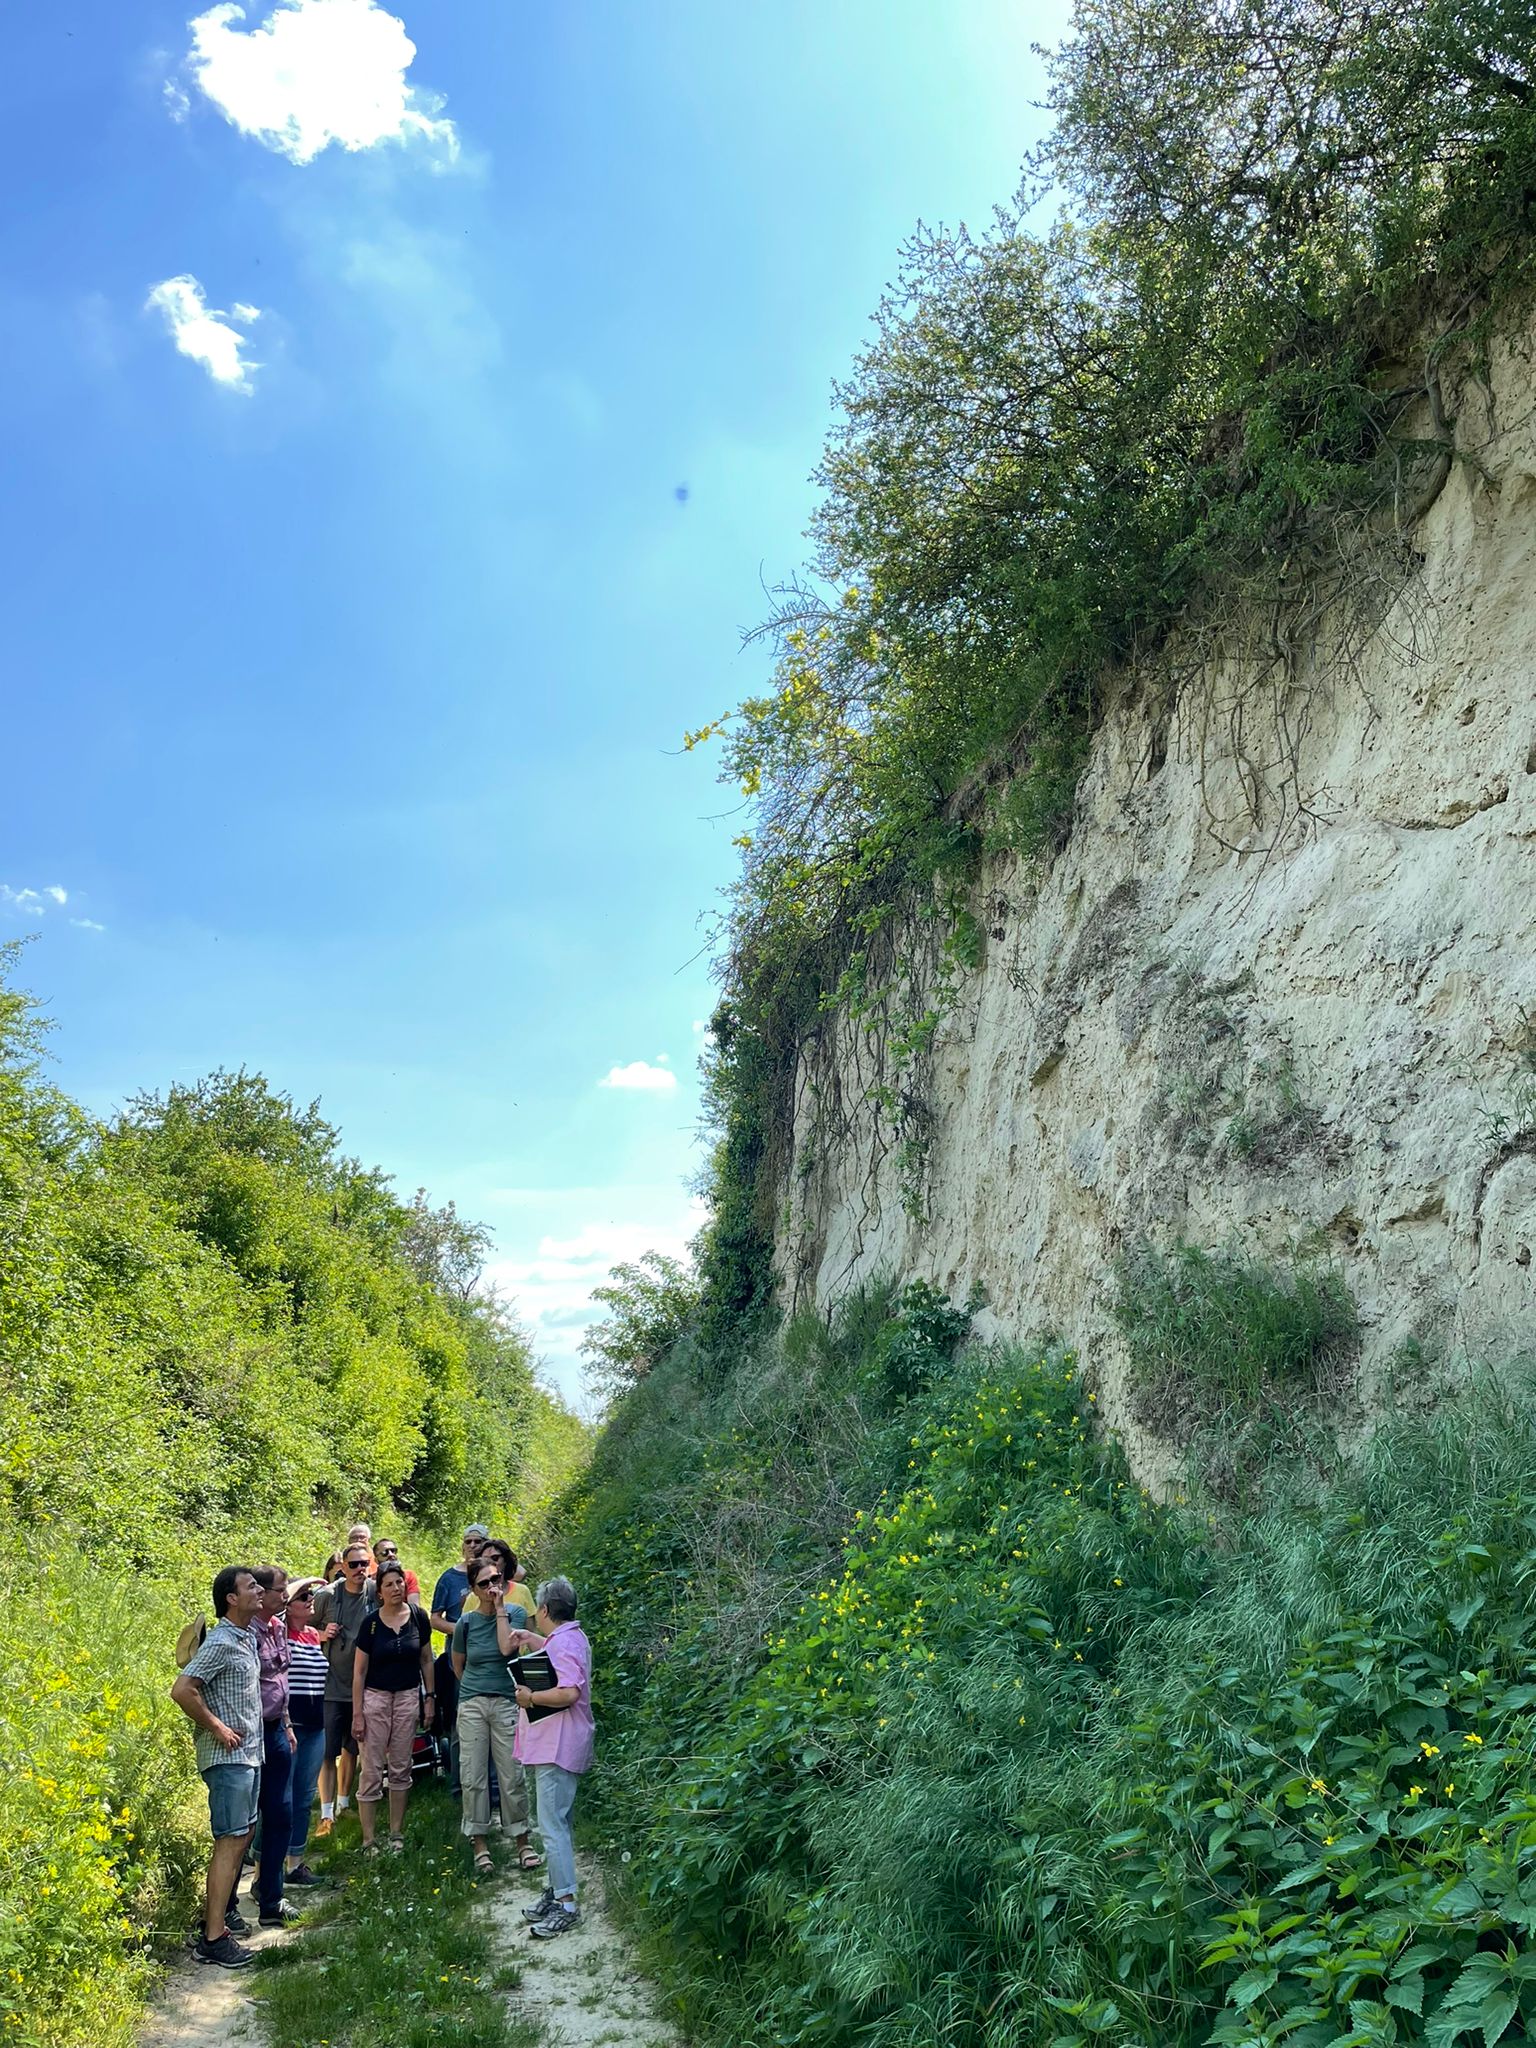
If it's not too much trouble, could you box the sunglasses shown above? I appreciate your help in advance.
[344,1559,368,1570]
[476,1573,503,1588]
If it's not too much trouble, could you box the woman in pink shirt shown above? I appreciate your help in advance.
[502,1576,594,1939]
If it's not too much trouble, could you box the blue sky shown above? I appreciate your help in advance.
[0,0,1066,1405]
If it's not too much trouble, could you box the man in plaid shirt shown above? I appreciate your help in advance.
[171,1566,265,1968]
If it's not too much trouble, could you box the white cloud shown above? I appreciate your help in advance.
[146,276,261,391]
[164,78,192,121]
[598,1060,678,1093]
[70,918,106,934]
[182,0,458,166]
[691,1018,707,1033]
[483,1204,708,1405]
[2,883,72,919]
[231,301,262,323]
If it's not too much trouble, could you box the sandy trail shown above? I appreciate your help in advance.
[139,1852,678,2048]
[491,1852,681,2048]
[138,1922,293,2048]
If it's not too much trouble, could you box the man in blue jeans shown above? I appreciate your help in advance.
[250,1566,302,1928]
[171,1566,265,1968]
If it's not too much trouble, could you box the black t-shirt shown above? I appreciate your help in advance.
[356,1607,432,1693]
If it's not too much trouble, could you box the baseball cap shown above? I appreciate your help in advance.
[463,1522,491,1540]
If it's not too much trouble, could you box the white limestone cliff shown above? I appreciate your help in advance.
[775,321,1536,1478]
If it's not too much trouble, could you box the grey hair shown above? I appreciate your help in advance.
[535,1576,577,1623]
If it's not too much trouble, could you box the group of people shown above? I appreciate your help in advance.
[170,1521,594,1968]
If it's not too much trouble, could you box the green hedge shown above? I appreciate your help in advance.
[0,947,585,2048]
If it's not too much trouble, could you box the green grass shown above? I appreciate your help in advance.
[1112,1238,1359,1416]
[254,1783,542,2048]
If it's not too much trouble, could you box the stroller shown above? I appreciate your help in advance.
[411,1680,448,1780]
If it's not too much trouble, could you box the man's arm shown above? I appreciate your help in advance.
[170,1671,240,1751]
[428,1572,458,1638]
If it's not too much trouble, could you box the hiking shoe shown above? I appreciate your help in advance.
[258,1902,304,1928]
[225,1906,251,1936]
[194,1932,255,1969]
[529,1902,582,1940]
[314,1816,334,1839]
[520,1885,555,1924]
[284,1862,325,1888]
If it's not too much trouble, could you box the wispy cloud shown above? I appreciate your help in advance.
[70,918,106,934]
[598,1060,679,1093]
[180,0,458,166]
[484,1206,707,1391]
[146,276,262,391]
[2,883,74,919]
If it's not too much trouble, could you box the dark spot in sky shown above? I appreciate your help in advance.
[674,485,689,503]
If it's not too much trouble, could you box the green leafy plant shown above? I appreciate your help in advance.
[561,1295,1536,2048]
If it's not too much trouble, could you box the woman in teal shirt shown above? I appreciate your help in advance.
[451,1558,540,1874]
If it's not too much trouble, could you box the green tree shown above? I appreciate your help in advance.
[581,1249,702,1402]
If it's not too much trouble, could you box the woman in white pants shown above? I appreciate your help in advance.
[451,1557,540,1875]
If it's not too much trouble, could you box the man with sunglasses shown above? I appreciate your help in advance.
[310,1544,374,1829]
[430,1524,489,1796]
[371,1537,421,1602]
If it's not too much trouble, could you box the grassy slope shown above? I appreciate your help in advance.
[561,1292,1536,2048]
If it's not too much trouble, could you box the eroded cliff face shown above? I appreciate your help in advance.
[776,325,1536,1477]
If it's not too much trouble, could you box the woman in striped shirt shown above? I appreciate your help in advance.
[283,1580,329,1886]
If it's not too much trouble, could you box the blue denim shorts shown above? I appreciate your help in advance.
[203,1761,261,1839]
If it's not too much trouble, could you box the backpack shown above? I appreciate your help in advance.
[175,1614,208,1668]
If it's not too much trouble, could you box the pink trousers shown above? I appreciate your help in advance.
[358,1689,417,1801]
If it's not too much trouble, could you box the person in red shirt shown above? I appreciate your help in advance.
[372,1538,420,1602]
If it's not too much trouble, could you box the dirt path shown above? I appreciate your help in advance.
[139,1854,678,2048]
[490,1852,681,2048]
[138,1923,293,2048]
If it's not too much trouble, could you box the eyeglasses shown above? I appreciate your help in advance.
[344,1559,368,1571]
[476,1574,503,1589]
[377,1548,398,1559]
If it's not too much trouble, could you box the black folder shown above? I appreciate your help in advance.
[509,1649,561,1721]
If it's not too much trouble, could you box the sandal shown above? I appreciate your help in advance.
[473,1849,494,1875]
[516,1842,544,1871]
[388,1835,405,1855]
[363,1841,381,1858]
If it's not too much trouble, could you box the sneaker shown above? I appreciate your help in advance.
[314,1816,334,1839]
[258,1901,304,1929]
[284,1863,326,1888]
[529,1902,582,1940]
[225,1907,251,1936]
[520,1885,555,1924]
[194,1932,255,1969]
